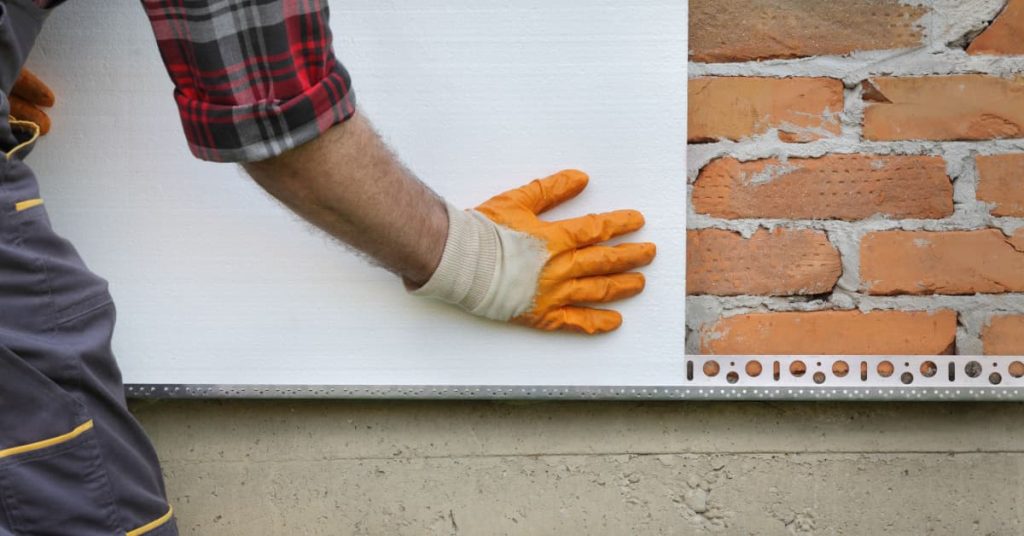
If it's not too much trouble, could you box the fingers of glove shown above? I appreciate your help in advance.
[527,306,623,335]
[9,97,51,135]
[483,170,588,215]
[549,272,645,306]
[551,209,645,250]
[546,243,656,279]
[12,69,55,107]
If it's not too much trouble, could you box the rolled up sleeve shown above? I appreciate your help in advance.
[141,0,356,163]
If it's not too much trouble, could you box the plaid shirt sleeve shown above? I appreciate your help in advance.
[140,0,356,163]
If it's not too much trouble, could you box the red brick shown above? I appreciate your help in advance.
[700,310,957,355]
[687,228,840,296]
[982,315,1024,355]
[977,153,1024,217]
[689,77,843,143]
[862,76,1024,141]
[693,155,952,220]
[690,0,927,63]
[861,229,1024,295]
[968,0,1024,56]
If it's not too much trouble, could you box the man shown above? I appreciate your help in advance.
[0,0,655,533]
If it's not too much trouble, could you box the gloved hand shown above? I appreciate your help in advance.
[9,69,54,135]
[412,170,656,334]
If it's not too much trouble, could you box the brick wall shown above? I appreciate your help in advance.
[687,0,1024,356]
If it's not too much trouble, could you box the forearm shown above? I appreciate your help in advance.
[242,112,448,287]
[243,112,653,335]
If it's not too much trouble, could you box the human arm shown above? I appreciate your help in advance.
[242,112,449,288]
[141,0,655,333]
[242,113,656,333]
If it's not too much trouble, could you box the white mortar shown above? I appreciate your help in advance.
[687,0,1024,355]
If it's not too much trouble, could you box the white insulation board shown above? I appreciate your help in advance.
[28,0,687,386]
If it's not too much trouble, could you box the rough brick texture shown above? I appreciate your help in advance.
[687,228,840,296]
[968,0,1024,56]
[692,155,952,220]
[982,315,1024,355]
[863,76,1024,141]
[688,3,1024,357]
[861,229,1024,295]
[690,0,927,63]
[689,77,843,143]
[700,310,957,355]
[976,154,1024,217]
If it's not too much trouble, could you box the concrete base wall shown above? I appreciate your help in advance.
[132,401,1024,534]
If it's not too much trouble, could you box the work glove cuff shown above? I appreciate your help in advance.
[410,202,549,321]
[410,202,498,314]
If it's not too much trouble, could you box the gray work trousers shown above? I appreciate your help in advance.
[0,1,177,534]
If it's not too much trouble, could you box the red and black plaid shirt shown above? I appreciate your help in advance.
[41,0,356,162]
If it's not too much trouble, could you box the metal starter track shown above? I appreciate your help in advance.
[126,355,1024,401]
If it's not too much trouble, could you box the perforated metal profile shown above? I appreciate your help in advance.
[125,355,1024,400]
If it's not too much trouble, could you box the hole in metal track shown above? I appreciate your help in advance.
[833,360,849,378]
[1010,361,1024,379]
[790,360,806,377]
[812,371,826,384]
[860,362,868,381]
[726,371,739,384]
[703,360,720,377]
[745,360,762,377]
[920,361,937,378]
[948,362,956,381]
[900,372,914,385]
[965,361,982,379]
[877,361,894,378]
[773,361,780,381]
[686,361,694,381]
[990,372,1003,385]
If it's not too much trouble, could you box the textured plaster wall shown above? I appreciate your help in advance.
[134,400,1024,534]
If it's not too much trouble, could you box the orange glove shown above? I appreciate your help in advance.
[412,170,656,334]
[9,69,54,135]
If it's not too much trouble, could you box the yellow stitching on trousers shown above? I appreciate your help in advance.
[14,198,43,212]
[0,420,173,535]
[0,420,94,459]
[4,116,40,159]
[126,506,174,536]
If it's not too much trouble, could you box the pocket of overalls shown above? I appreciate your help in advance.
[3,162,113,330]
[0,345,123,535]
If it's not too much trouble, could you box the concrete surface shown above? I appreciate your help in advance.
[131,400,1024,535]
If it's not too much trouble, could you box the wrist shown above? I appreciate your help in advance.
[409,203,548,321]
[408,203,498,310]
[404,197,450,287]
